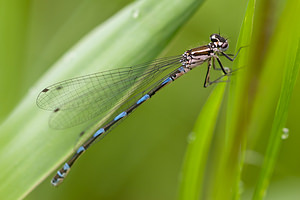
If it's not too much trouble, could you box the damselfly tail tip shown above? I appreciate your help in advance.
[51,177,63,186]
[51,163,71,186]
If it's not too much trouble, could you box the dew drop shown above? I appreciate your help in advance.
[187,132,196,143]
[281,128,289,140]
[132,9,140,19]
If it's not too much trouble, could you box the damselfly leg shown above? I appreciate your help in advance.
[203,45,244,87]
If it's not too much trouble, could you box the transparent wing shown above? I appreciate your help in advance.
[36,55,182,129]
[79,66,186,141]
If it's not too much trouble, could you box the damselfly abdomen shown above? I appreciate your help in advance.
[37,34,240,186]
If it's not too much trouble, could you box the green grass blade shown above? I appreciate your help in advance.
[0,0,205,199]
[243,0,300,198]
[247,0,300,146]
[209,0,256,199]
[0,1,29,121]
[252,33,300,200]
[178,82,226,200]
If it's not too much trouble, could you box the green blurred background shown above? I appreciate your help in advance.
[1,0,300,199]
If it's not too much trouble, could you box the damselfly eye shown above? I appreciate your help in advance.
[210,34,220,43]
[221,43,229,50]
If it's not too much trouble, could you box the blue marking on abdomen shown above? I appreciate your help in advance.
[57,170,64,177]
[76,146,85,154]
[178,66,185,72]
[93,128,105,138]
[63,163,70,170]
[114,111,127,121]
[161,77,172,86]
[137,94,150,105]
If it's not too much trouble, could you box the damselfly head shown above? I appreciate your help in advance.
[210,34,229,52]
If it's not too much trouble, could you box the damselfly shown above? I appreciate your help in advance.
[37,34,241,186]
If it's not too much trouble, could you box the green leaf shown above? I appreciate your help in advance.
[252,38,300,200]
[0,0,205,199]
[252,2,300,198]
[0,1,29,121]
[178,82,226,200]
[209,0,256,199]
[248,0,300,147]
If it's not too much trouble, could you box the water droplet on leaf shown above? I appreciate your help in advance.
[281,128,289,140]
